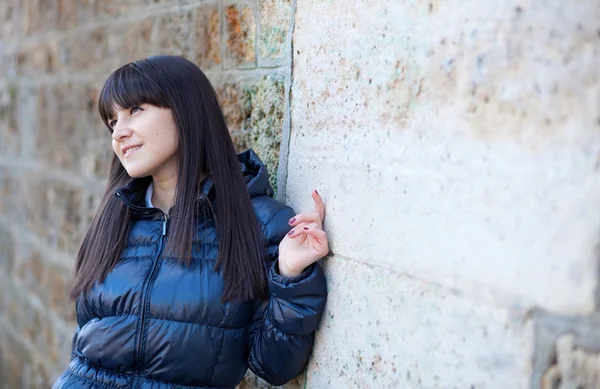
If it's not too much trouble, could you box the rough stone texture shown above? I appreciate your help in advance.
[307,257,532,388]
[241,76,285,193]
[258,0,292,65]
[0,0,294,387]
[214,75,286,194]
[194,3,221,69]
[541,334,600,389]
[0,224,16,275]
[286,0,600,387]
[223,1,257,69]
[0,84,19,157]
[156,10,193,58]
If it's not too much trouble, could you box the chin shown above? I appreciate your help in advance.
[124,166,152,178]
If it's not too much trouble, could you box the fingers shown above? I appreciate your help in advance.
[287,189,326,227]
[288,211,322,227]
[312,190,326,221]
[288,224,330,255]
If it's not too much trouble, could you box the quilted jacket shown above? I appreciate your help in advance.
[52,149,328,389]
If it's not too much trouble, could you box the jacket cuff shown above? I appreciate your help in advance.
[267,259,327,335]
[270,258,316,285]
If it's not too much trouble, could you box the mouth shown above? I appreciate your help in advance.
[123,145,143,158]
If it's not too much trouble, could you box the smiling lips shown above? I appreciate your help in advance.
[123,145,143,158]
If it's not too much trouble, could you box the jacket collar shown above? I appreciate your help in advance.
[114,148,274,215]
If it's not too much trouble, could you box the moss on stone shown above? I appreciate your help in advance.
[241,75,285,195]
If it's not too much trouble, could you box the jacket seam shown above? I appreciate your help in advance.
[207,325,226,384]
[68,368,121,389]
[89,313,250,331]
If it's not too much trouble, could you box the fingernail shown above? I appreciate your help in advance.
[303,227,309,230]
[315,189,319,195]
[289,217,296,224]
[288,230,294,235]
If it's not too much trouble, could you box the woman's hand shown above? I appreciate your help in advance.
[277,190,330,277]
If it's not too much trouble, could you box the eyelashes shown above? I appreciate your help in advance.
[108,105,144,130]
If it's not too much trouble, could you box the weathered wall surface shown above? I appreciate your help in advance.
[2,0,600,388]
[0,0,296,388]
[284,0,600,388]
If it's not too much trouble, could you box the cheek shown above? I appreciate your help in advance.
[112,141,119,155]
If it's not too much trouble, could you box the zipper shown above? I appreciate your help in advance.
[134,212,169,384]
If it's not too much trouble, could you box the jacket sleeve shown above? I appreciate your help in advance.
[246,205,328,386]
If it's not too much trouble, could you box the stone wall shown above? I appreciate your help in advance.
[0,0,295,387]
[284,0,600,388]
[2,0,600,388]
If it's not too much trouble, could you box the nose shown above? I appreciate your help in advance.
[111,121,132,142]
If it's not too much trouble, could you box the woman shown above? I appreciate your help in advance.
[52,55,329,389]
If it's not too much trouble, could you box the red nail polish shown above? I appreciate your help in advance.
[315,189,319,195]
[303,227,309,230]
[288,230,294,235]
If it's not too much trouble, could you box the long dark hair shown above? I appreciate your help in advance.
[69,56,268,303]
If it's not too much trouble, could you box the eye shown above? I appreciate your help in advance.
[131,105,143,114]
[108,119,117,129]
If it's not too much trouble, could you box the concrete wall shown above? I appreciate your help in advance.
[1,0,600,388]
[283,0,600,388]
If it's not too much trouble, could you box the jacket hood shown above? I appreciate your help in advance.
[115,148,274,212]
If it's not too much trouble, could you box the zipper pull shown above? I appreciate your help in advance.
[162,214,169,236]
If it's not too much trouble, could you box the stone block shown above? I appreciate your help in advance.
[14,85,39,159]
[541,334,600,389]
[155,10,193,59]
[0,324,34,389]
[22,172,50,241]
[15,249,45,297]
[84,188,104,226]
[121,17,156,63]
[16,40,59,76]
[303,256,532,388]
[0,305,53,388]
[57,0,78,29]
[70,81,115,178]
[36,83,87,171]
[0,1,19,40]
[0,168,12,216]
[42,260,75,322]
[63,27,111,73]
[213,75,285,192]
[13,251,76,338]
[94,0,146,19]
[194,3,221,69]
[0,50,17,79]
[289,0,600,314]
[223,0,256,69]
[22,173,83,253]
[214,81,246,144]
[0,224,16,276]
[0,168,22,222]
[21,0,58,34]
[258,0,292,64]
[241,75,285,193]
[56,185,83,253]
[0,83,19,158]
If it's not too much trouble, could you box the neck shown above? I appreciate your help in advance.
[151,175,177,215]
[150,172,208,214]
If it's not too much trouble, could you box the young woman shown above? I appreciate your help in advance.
[52,55,329,389]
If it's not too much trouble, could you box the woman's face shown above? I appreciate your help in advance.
[109,103,179,179]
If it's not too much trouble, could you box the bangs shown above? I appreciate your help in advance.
[98,62,168,128]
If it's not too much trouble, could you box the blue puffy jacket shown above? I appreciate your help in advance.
[52,149,328,389]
